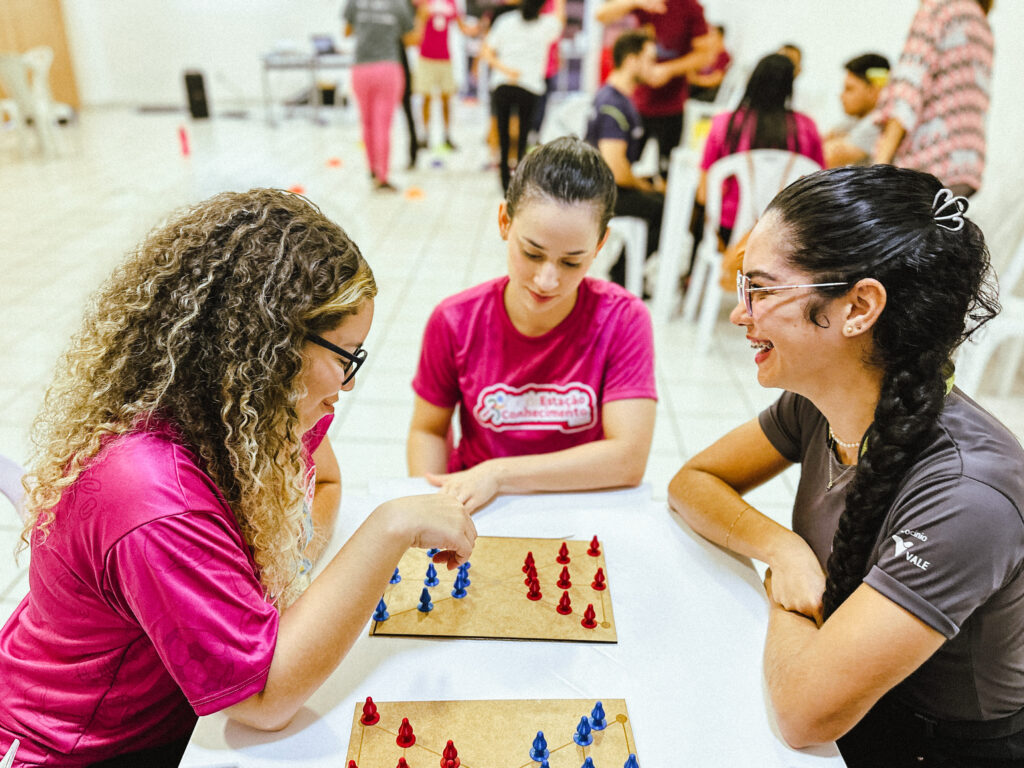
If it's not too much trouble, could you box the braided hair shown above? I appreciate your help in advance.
[724,53,799,156]
[764,165,999,618]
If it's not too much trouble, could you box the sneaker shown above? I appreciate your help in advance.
[443,136,458,151]
[374,179,400,193]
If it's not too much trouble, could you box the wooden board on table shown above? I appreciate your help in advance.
[345,698,638,768]
[370,536,616,643]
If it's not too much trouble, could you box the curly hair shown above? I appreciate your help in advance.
[22,188,376,608]
[764,165,999,619]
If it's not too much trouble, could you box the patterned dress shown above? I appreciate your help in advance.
[876,0,992,192]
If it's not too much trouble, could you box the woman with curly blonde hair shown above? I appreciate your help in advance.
[0,188,476,768]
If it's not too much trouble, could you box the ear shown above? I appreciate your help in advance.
[498,202,512,241]
[841,278,886,338]
[594,226,611,254]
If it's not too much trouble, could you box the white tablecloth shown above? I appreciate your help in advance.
[181,481,845,767]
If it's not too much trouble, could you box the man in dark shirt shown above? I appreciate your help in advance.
[585,29,663,287]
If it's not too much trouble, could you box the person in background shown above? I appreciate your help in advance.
[595,0,714,177]
[778,42,802,78]
[344,0,416,191]
[669,164,1024,767]
[874,0,993,198]
[481,0,566,192]
[0,189,476,767]
[687,24,730,103]
[585,29,664,288]
[407,137,656,514]
[823,53,890,168]
[413,0,479,153]
[527,0,564,146]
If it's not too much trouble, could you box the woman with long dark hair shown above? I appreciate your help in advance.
[670,165,1024,766]
[697,52,824,243]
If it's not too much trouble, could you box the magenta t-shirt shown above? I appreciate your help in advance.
[419,0,457,60]
[700,109,824,230]
[412,276,656,472]
[0,416,331,766]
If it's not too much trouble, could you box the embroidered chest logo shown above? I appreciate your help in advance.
[890,530,931,571]
[474,382,598,433]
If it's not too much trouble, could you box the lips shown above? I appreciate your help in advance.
[748,336,774,363]
[529,289,555,303]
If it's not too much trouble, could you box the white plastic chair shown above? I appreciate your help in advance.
[1,739,19,768]
[651,146,700,322]
[605,216,648,297]
[0,46,65,157]
[539,92,592,143]
[0,453,28,523]
[682,62,747,152]
[682,149,822,352]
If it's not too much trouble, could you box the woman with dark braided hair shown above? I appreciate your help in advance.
[0,189,476,767]
[669,165,1024,766]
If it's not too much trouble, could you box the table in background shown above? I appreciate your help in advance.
[261,52,353,126]
[181,481,845,767]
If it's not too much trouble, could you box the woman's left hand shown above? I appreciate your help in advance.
[426,464,500,514]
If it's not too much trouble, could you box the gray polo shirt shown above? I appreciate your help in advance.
[759,388,1024,721]
[343,0,414,65]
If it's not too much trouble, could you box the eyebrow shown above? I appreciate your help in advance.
[745,269,781,282]
[521,236,588,257]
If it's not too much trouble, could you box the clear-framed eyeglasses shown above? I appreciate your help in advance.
[306,334,368,385]
[735,271,850,316]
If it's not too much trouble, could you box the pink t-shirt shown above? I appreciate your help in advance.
[0,416,331,766]
[412,276,657,472]
[700,109,824,230]
[419,0,458,61]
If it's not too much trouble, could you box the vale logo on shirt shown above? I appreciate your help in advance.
[890,530,932,571]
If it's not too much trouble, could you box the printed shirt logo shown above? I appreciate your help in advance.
[890,530,932,571]
[474,382,598,433]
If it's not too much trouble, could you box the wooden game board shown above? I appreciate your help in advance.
[345,698,639,768]
[370,536,616,643]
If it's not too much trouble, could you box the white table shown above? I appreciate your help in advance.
[181,481,845,767]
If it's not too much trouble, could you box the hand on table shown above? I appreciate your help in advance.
[765,540,826,626]
[426,463,499,515]
[379,492,477,568]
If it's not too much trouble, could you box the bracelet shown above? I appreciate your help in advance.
[724,506,752,549]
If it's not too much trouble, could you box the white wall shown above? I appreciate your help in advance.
[61,0,1024,180]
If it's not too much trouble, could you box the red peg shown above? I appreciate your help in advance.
[591,567,607,591]
[526,576,543,601]
[522,551,535,573]
[441,739,461,767]
[556,590,572,615]
[396,717,416,748]
[397,759,410,768]
[581,603,598,628]
[556,542,571,564]
[587,535,601,556]
[557,565,572,589]
[348,761,358,768]
[524,563,538,585]
[360,695,380,725]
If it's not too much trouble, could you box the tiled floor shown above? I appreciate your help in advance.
[2,101,1023,624]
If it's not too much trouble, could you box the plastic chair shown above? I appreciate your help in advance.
[650,146,700,322]
[0,453,28,523]
[539,92,592,143]
[0,46,64,157]
[605,216,648,297]
[682,62,747,152]
[682,149,822,352]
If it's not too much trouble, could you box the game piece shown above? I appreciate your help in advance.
[372,598,389,622]
[418,587,433,613]
[624,755,640,768]
[556,591,572,615]
[557,542,571,564]
[523,551,535,573]
[524,563,537,585]
[588,535,601,556]
[451,571,467,599]
[360,696,380,726]
[389,567,401,584]
[573,715,593,746]
[425,562,440,586]
[592,567,607,591]
[581,604,597,629]
[526,576,542,601]
[178,126,190,157]
[348,761,358,768]
[557,566,572,589]
[590,700,607,730]
[530,731,549,761]
[441,740,461,767]
[427,547,441,556]
[581,759,596,768]
[458,561,471,586]
[397,759,410,768]
[396,717,416,748]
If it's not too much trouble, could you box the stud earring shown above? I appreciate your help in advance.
[845,324,854,334]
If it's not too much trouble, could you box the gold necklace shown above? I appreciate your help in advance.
[826,432,857,491]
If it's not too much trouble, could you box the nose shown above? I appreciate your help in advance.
[535,261,559,292]
[341,376,357,392]
[729,300,751,326]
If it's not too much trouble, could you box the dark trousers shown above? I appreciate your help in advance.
[838,694,1024,768]
[641,112,683,177]
[398,43,418,165]
[607,185,664,287]
[493,84,540,193]
[530,75,557,136]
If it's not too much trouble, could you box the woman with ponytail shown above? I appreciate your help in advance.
[669,164,1024,766]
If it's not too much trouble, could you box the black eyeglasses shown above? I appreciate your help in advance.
[306,334,368,385]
